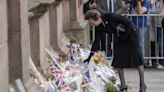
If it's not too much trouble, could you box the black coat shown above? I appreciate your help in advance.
[83,1,90,14]
[162,17,164,28]
[90,13,144,68]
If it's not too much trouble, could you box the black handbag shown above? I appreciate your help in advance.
[115,23,126,37]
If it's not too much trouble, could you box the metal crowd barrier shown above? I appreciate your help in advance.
[90,14,164,62]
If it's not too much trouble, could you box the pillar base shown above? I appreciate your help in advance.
[68,20,90,45]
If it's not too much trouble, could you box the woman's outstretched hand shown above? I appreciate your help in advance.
[84,51,94,64]
[83,58,90,64]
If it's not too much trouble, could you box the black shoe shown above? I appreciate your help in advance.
[120,86,128,92]
[139,90,146,92]
[139,85,147,92]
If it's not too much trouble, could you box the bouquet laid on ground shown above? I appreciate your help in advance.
[29,43,120,92]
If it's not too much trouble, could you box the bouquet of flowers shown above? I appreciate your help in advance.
[66,43,120,91]
[29,43,120,92]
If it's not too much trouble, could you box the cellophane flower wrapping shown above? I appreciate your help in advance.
[29,43,120,92]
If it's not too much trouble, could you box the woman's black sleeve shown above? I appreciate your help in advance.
[87,28,102,60]
[112,13,133,41]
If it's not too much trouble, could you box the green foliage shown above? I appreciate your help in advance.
[106,84,119,92]
[106,76,119,92]
[109,76,117,84]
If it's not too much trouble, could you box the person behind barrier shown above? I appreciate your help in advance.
[83,0,97,15]
[148,0,158,67]
[130,0,150,57]
[84,10,146,92]
[156,0,164,69]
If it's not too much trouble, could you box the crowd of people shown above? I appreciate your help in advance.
[83,0,164,69]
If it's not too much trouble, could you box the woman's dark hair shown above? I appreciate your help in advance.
[89,0,95,4]
[84,10,101,21]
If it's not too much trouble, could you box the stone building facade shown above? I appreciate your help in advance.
[0,0,89,91]
[0,0,8,92]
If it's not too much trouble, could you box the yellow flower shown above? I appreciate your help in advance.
[91,53,108,64]
[92,53,101,61]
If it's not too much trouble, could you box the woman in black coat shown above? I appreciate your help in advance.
[84,10,146,92]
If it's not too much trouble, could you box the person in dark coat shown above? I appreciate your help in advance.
[84,10,146,92]
[83,0,96,14]
[162,17,164,28]
[83,0,112,57]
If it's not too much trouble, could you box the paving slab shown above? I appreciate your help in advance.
[124,68,164,92]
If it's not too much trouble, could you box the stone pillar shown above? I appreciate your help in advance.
[20,0,31,82]
[69,0,82,29]
[0,0,9,91]
[8,0,31,82]
[69,0,77,21]
[56,2,70,52]
[39,11,51,69]
[29,3,49,68]
[49,4,59,51]
[62,0,70,32]
[49,0,71,52]
[69,0,90,45]
[29,18,40,67]
[69,0,84,29]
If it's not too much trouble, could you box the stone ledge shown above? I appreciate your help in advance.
[29,0,64,19]
[64,31,78,42]
[68,20,89,44]
[69,21,84,31]
[28,0,56,10]
[25,77,44,92]
[29,3,49,19]
[57,32,70,53]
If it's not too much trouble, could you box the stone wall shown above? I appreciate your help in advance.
[20,0,31,82]
[56,2,70,52]
[28,0,91,70]
[0,0,89,91]
[8,0,31,82]
[0,0,8,91]
[8,0,22,82]
[29,1,71,70]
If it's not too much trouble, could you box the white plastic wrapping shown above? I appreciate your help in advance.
[29,43,120,92]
